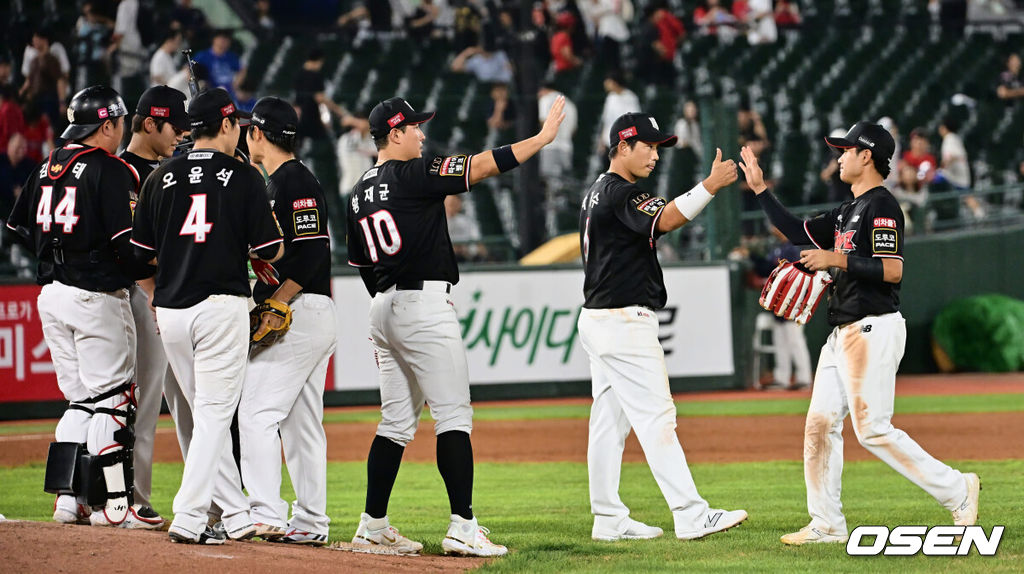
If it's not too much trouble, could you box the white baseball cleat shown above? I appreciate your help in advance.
[169,523,227,545]
[120,504,165,530]
[280,528,328,546]
[592,516,664,541]
[254,522,288,541]
[952,472,981,526]
[780,524,849,545]
[676,509,748,540]
[351,513,424,555]
[442,514,508,557]
[53,499,90,525]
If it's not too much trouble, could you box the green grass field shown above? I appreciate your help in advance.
[1,391,1021,572]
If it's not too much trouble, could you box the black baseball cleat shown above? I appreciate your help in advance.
[169,524,227,545]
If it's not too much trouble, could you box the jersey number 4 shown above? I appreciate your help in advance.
[35,186,80,233]
[357,210,402,262]
[180,194,213,242]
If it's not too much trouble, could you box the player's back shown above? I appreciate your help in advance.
[10,144,138,291]
[347,158,462,291]
[135,149,272,308]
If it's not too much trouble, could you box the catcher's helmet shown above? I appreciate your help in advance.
[61,85,128,141]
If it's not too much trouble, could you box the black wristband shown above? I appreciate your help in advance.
[846,255,885,282]
[492,145,520,173]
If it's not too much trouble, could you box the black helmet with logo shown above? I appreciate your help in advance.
[61,85,128,141]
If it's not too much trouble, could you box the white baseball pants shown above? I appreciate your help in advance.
[804,312,967,535]
[39,281,136,515]
[369,283,473,446]
[771,320,812,386]
[239,294,336,535]
[157,294,252,538]
[578,307,711,535]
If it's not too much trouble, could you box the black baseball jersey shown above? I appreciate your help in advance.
[119,151,160,189]
[804,186,903,326]
[6,144,140,291]
[253,159,331,302]
[131,148,283,309]
[580,172,668,309]
[346,155,472,291]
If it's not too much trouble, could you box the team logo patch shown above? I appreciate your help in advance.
[431,155,467,177]
[873,227,898,254]
[293,208,320,236]
[98,108,109,119]
[618,126,637,141]
[49,163,63,173]
[221,103,235,116]
[874,217,896,228]
[150,106,169,117]
[834,230,856,253]
[388,112,405,127]
[636,197,667,216]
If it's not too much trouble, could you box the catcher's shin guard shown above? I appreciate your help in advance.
[91,383,137,524]
[44,442,85,494]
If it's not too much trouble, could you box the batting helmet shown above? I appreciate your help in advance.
[61,85,128,141]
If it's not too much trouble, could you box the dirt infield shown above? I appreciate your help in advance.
[0,520,483,573]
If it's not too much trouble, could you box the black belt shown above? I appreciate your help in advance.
[395,280,451,293]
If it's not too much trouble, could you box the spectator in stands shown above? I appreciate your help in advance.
[445,194,488,262]
[491,7,519,55]
[255,0,276,36]
[75,1,114,91]
[486,83,516,131]
[406,0,440,46]
[0,86,24,157]
[336,114,376,195]
[996,53,1024,104]
[172,0,210,47]
[295,47,348,144]
[738,101,769,156]
[453,0,486,53]
[0,133,34,217]
[108,0,147,99]
[937,115,970,190]
[673,100,703,162]
[193,29,246,102]
[877,116,901,189]
[538,82,578,186]
[21,28,71,85]
[774,0,801,29]
[892,164,928,234]
[744,0,777,45]
[19,29,67,136]
[581,0,631,73]
[20,102,52,166]
[639,3,684,86]
[901,128,937,184]
[694,0,738,40]
[0,58,12,89]
[550,12,583,77]
[150,30,187,87]
[598,72,640,155]
[451,41,514,84]
[820,127,852,202]
[337,0,395,37]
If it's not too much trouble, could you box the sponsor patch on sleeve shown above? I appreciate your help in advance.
[429,155,468,177]
[635,196,667,217]
[293,197,317,209]
[872,227,898,253]
[293,208,319,236]
[873,217,897,228]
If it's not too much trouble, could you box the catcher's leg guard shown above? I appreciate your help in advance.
[89,383,137,524]
[44,442,84,494]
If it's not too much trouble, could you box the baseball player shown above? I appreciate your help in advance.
[119,84,190,529]
[346,95,566,556]
[578,113,748,541]
[238,96,335,546]
[739,122,980,545]
[130,87,284,545]
[6,86,147,527]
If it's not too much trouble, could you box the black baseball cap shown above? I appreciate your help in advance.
[250,96,298,137]
[368,97,434,139]
[187,87,251,130]
[609,112,677,148]
[136,85,189,132]
[825,121,896,162]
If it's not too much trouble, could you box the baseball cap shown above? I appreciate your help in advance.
[136,85,189,132]
[609,112,678,148]
[824,121,896,162]
[187,87,251,130]
[250,96,298,137]
[368,97,434,139]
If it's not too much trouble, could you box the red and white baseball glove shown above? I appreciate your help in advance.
[759,260,832,325]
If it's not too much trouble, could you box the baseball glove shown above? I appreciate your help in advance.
[759,260,833,325]
[250,298,292,347]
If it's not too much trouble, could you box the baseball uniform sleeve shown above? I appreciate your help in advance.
[614,184,668,240]
[99,157,138,243]
[802,206,842,250]
[405,156,473,197]
[130,170,157,254]
[5,164,39,238]
[346,196,373,268]
[245,167,284,258]
[866,197,904,260]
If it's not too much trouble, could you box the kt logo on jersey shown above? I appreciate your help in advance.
[834,230,856,253]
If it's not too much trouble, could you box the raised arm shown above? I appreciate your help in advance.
[655,148,737,233]
[739,145,811,243]
[467,95,566,186]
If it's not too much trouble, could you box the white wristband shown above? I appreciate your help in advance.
[673,182,714,221]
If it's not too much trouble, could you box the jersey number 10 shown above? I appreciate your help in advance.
[357,210,402,263]
[35,185,80,233]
